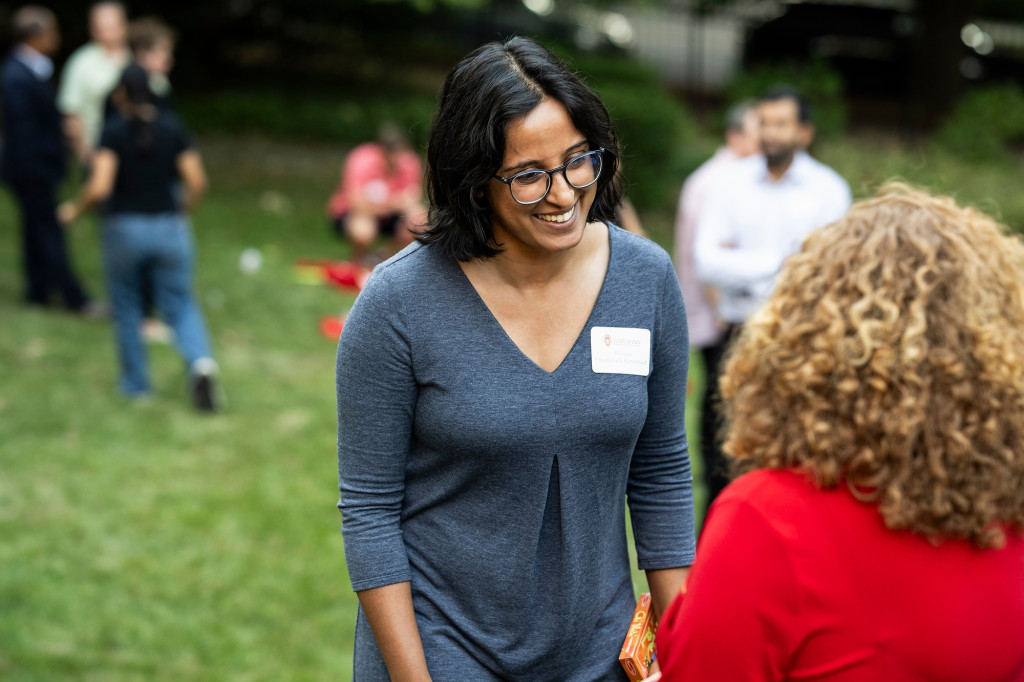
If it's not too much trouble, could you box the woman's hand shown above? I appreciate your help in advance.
[57,201,78,226]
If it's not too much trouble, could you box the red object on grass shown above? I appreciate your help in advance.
[320,315,347,341]
[325,261,372,291]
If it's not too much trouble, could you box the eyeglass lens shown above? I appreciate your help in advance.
[510,151,603,204]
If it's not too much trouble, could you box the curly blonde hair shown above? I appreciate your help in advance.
[721,183,1024,548]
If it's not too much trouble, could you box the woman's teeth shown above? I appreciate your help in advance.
[537,205,575,223]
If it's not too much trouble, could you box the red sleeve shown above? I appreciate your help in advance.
[656,494,800,682]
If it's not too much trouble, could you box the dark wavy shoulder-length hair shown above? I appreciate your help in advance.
[417,36,623,261]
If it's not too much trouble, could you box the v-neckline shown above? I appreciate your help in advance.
[453,225,615,376]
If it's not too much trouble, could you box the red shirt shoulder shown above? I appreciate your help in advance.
[657,467,1024,682]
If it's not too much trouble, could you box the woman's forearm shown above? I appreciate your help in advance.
[356,581,432,682]
[646,566,690,621]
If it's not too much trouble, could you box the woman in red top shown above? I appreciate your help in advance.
[655,184,1024,682]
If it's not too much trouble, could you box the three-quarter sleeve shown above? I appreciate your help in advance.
[336,268,418,592]
[627,256,696,569]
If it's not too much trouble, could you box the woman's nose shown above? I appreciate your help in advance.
[546,171,576,206]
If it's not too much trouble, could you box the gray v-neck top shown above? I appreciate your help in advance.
[337,225,696,681]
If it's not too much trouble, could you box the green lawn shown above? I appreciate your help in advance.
[3,125,1013,679]
[0,135,362,680]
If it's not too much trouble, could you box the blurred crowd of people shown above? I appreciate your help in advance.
[1,2,219,411]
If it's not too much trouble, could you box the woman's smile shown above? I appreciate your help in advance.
[535,202,577,225]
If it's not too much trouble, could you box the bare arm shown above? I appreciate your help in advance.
[646,566,689,621]
[176,149,208,210]
[357,582,432,682]
[645,566,689,677]
[63,114,88,164]
[618,197,647,237]
[58,149,117,224]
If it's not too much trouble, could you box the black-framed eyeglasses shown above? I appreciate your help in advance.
[493,149,605,206]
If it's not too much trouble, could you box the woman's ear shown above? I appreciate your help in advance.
[469,185,488,210]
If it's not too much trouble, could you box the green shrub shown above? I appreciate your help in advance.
[178,90,437,151]
[933,84,1024,163]
[725,60,847,138]
[562,50,701,211]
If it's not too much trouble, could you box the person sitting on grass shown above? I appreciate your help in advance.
[59,65,220,411]
[655,183,1024,681]
[325,122,426,266]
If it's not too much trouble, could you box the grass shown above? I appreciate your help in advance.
[0,135,360,680]
[2,124,1017,679]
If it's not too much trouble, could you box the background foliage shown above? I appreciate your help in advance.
[933,83,1024,162]
[725,59,848,138]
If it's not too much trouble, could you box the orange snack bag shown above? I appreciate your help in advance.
[619,592,658,681]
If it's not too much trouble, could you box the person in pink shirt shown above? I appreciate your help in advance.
[673,100,759,515]
[326,123,427,265]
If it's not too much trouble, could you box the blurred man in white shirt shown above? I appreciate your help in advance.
[694,86,851,512]
[675,100,759,349]
[58,1,129,163]
[674,101,759,518]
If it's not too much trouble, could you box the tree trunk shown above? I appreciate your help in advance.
[909,0,978,131]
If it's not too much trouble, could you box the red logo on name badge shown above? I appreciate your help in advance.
[604,334,612,347]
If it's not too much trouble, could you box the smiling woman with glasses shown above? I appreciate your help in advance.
[336,36,695,682]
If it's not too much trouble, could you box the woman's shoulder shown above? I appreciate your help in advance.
[607,222,672,271]
[714,469,823,523]
[724,468,814,499]
[715,469,888,544]
[360,241,453,297]
[349,242,462,331]
[372,240,439,277]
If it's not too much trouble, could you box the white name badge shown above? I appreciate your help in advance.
[591,327,651,376]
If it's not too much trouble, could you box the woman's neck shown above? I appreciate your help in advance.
[476,222,607,290]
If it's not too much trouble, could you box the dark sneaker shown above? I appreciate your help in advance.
[189,357,220,412]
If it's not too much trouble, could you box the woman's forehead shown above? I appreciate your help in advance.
[503,98,584,164]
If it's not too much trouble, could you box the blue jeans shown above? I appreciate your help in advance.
[102,213,213,396]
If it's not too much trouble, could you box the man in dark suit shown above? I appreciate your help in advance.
[1,6,96,313]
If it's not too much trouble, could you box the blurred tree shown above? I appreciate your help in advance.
[909,0,978,129]
[977,0,1024,21]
